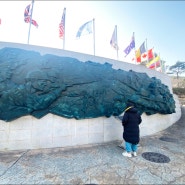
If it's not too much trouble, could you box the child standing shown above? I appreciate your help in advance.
[122,102,142,157]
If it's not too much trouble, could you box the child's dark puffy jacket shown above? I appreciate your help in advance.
[122,106,142,144]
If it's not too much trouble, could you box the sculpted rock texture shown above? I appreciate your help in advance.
[0,47,175,122]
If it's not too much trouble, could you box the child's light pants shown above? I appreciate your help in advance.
[125,141,137,152]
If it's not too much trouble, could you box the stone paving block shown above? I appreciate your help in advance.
[0,107,185,184]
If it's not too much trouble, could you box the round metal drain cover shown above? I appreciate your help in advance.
[159,137,178,143]
[142,152,170,163]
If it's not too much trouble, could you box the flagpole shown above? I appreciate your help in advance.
[115,25,118,60]
[154,52,157,70]
[27,0,34,44]
[145,38,149,66]
[133,32,136,64]
[158,53,162,72]
[93,18,95,56]
[63,8,66,50]
[160,56,165,73]
[152,48,156,70]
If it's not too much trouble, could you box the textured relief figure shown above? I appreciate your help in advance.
[0,47,175,122]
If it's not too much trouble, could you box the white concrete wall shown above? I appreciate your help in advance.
[0,42,181,151]
[140,94,181,136]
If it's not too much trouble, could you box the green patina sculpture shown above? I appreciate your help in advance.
[0,47,175,122]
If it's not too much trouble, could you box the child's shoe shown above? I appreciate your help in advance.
[122,152,132,158]
[132,152,137,157]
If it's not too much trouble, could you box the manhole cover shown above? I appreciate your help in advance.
[159,137,178,143]
[142,152,170,163]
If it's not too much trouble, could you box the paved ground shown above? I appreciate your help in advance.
[0,107,185,184]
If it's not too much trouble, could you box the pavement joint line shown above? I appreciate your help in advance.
[0,149,30,177]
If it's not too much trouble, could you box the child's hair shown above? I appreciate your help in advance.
[126,102,134,108]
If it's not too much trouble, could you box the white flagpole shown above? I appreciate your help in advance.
[133,32,137,64]
[27,0,34,44]
[158,53,162,72]
[152,48,156,70]
[160,56,165,73]
[63,8,66,50]
[93,18,95,56]
[155,52,157,70]
[145,38,148,65]
[115,25,119,60]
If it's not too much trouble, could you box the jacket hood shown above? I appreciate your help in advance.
[125,106,137,113]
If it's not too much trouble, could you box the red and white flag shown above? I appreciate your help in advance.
[24,3,38,28]
[59,8,66,39]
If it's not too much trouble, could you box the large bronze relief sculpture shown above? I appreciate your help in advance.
[0,47,175,122]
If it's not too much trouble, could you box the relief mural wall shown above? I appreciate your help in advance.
[0,47,175,122]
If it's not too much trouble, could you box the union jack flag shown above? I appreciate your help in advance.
[24,3,38,28]
[59,8,66,39]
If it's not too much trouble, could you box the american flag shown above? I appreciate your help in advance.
[59,8,66,39]
[24,3,38,28]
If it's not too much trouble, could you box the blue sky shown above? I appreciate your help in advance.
[0,1,184,67]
